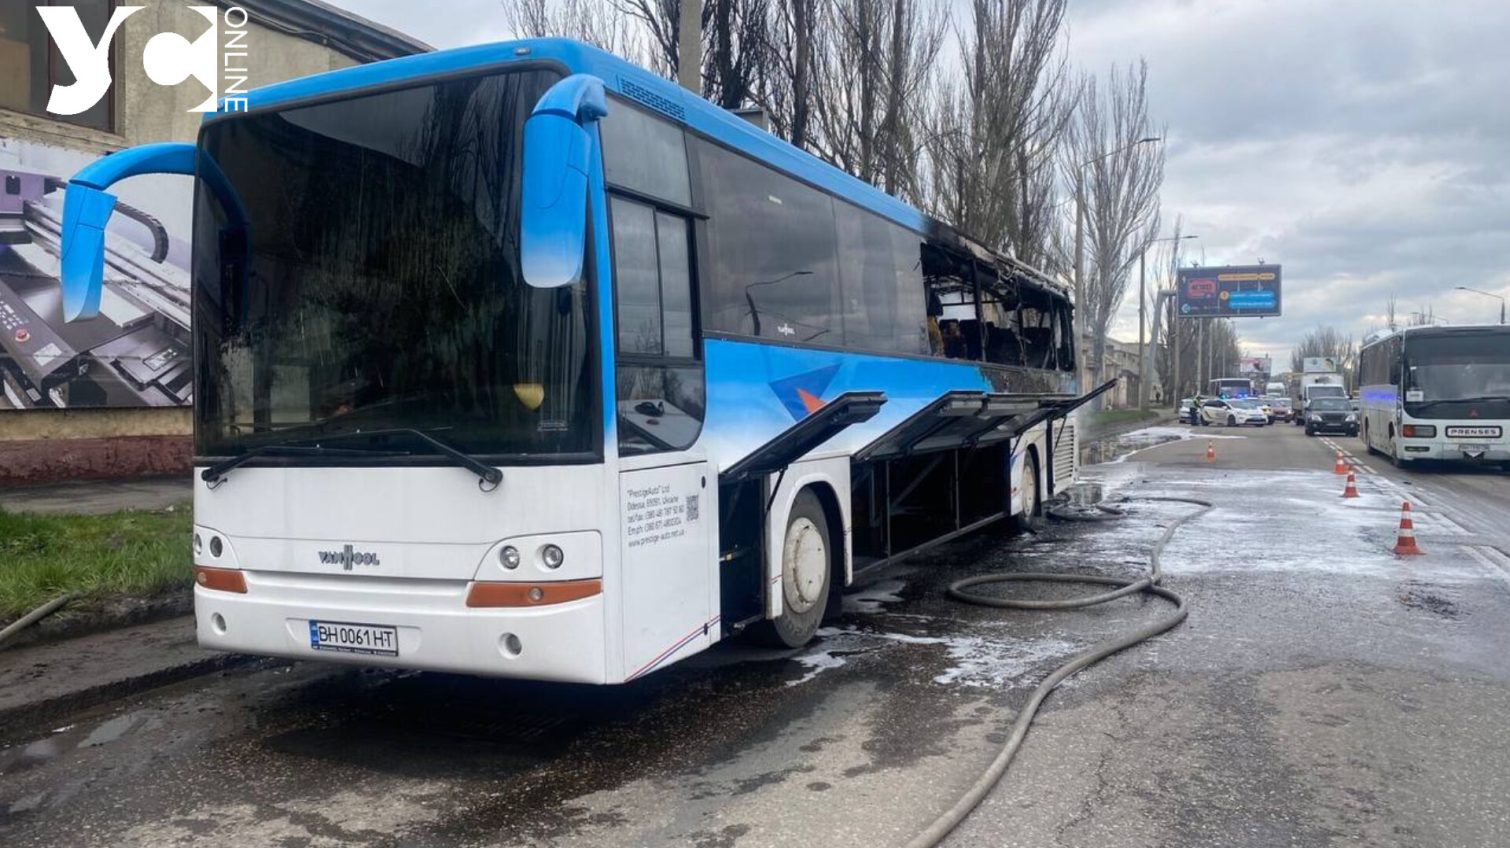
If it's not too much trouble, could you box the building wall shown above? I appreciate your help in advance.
[0,1,383,484]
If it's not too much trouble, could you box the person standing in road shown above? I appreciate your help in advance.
[1189,394,1203,427]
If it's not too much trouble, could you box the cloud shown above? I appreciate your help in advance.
[1074,0,1510,361]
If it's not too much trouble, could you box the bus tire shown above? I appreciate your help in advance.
[757,489,832,649]
[1008,449,1043,534]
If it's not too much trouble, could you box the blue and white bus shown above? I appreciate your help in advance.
[53,40,1099,683]
[1358,325,1510,467]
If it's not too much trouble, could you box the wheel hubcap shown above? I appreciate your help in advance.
[783,517,826,614]
[1021,459,1037,517]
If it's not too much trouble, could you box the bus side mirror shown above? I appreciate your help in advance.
[57,142,198,321]
[521,74,607,289]
[59,183,117,322]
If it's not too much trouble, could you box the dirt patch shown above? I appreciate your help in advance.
[1396,583,1461,620]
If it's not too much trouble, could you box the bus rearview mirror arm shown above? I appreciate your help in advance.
[521,74,607,289]
[58,142,246,322]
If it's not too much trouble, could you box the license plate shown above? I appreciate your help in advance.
[1446,426,1501,438]
[308,620,399,656]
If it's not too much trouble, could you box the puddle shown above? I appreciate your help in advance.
[0,709,158,776]
[842,579,907,614]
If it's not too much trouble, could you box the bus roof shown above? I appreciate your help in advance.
[211,37,1069,300]
[1361,323,1510,349]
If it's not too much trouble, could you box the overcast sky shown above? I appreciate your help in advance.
[327,0,1510,363]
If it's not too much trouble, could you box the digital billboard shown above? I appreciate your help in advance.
[1176,264,1282,318]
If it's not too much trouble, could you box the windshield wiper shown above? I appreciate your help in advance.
[1409,394,1510,411]
[201,443,407,484]
[201,428,503,489]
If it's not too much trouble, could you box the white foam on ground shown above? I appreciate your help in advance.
[787,626,1079,688]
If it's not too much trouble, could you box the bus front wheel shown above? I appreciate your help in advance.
[758,489,833,649]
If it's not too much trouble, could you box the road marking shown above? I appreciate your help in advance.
[1461,545,1510,587]
[1481,546,1510,571]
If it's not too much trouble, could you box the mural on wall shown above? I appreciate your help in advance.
[0,138,194,410]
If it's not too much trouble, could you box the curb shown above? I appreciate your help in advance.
[0,652,275,744]
[0,590,193,652]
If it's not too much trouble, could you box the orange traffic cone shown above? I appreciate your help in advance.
[1341,471,1359,498]
[1205,441,1215,463]
[1392,501,1424,556]
[1333,450,1348,474]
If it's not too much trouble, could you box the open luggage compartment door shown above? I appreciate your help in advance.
[852,379,1119,464]
[720,391,887,486]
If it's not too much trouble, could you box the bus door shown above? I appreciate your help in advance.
[608,195,718,679]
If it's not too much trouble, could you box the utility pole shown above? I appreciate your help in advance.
[1073,180,1085,393]
[677,0,701,93]
[1138,250,1146,410]
[1170,299,1181,407]
[1137,234,1198,410]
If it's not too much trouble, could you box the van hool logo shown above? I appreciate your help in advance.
[38,4,252,116]
[318,545,381,571]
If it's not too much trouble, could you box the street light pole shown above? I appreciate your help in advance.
[1456,286,1506,325]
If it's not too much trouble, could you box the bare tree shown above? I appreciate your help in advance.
[501,0,644,56]
[759,0,818,148]
[922,0,1070,267]
[1384,291,1399,332]
[614,0,772,109]
[1289,325,1356,374]
[803,0,946,198]
[1066,61,1164,406]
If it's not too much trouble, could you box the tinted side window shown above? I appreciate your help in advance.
[601,100,691,206]
[695,139,840,343]
[834,201,929,354]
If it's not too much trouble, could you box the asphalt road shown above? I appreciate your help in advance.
[3,421,1509,847]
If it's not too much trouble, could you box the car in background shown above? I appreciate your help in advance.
[1179,397,1199,424]
[1240,397,1274,423]
[1304,396,1359,437]
[1200,398,1268,427]
[1268,397,1294,422]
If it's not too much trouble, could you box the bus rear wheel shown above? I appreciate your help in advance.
[1007,450,1042,534]
[756,489,832,649]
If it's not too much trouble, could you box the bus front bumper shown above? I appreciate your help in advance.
[194,575,608,684]
[1399,442,1510,462]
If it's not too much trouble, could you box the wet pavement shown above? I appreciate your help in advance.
[3,422,1509,846]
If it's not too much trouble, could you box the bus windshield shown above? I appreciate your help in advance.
[192,69,598,461]
[1405,332,1510,403]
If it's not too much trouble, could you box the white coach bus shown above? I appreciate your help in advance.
[1358,325,1510,467]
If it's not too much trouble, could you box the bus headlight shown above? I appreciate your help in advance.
[193,533,203,555]
[500,545,521,569]
[541,544,565,570]
[1402,424,1435,438]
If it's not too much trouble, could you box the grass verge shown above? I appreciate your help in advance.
[0,507,192,623]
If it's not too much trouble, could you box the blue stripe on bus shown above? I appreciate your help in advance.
[702,338,999,472]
